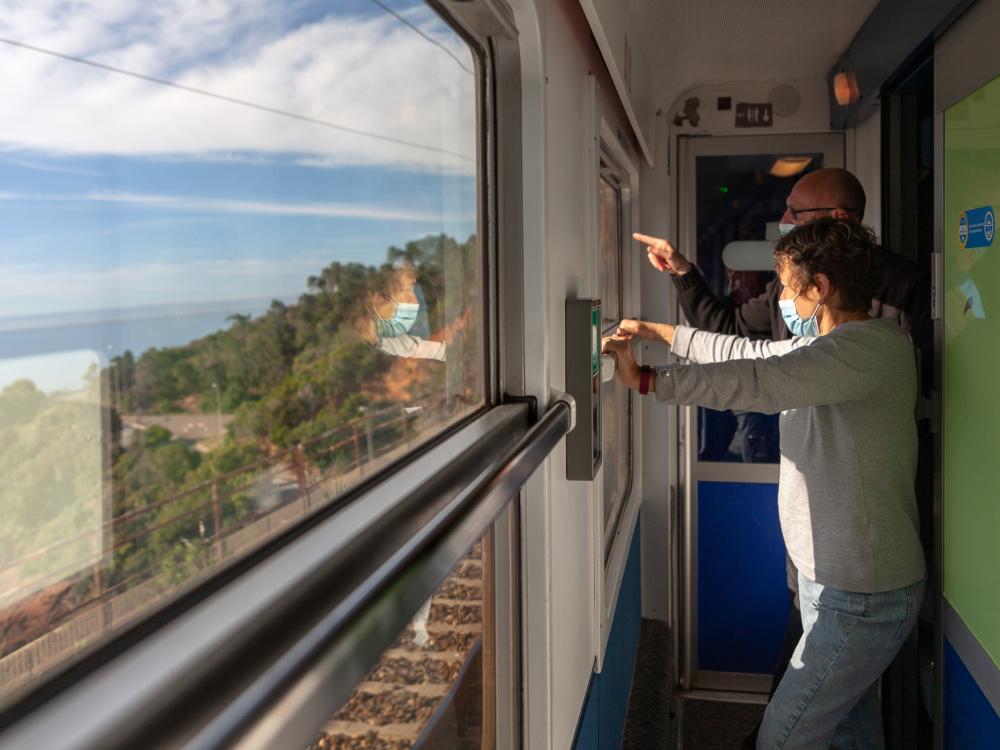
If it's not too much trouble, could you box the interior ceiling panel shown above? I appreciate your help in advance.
[630,0,881,108]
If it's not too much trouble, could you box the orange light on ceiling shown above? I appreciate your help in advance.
[770,156,814,178]
[834,71,860,106]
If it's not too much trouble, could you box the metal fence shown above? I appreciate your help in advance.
[0,400,454,696]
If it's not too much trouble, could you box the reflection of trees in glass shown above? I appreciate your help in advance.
[0,233,481,654]
[0,380,102,584]
[98,233,478,595]
[106,233,476,439]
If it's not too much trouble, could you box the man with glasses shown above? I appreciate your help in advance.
[631,167,930,749]
[635,168,927,343]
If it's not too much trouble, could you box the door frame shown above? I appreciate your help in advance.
[676,132,845,693]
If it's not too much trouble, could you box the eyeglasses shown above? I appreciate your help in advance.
[785,206,858,220]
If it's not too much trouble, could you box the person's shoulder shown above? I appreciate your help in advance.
[818,321,913,374]
[865,319,916,359]
[827,318,911,346]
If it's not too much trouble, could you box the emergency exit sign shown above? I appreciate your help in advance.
[735,102,773,128]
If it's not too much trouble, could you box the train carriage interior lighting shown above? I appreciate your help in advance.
[834,70,861,106]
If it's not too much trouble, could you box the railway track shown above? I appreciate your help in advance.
[309,548,486,750]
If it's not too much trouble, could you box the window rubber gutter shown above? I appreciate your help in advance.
[0,397,574,750]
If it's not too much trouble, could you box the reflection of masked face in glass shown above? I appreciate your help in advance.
[372,295,420,338]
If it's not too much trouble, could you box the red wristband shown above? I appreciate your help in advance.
[638,366,652,395]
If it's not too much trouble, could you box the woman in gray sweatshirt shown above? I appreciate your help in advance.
[603,218,925,750]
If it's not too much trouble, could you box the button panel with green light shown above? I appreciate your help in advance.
[565,298,602,481]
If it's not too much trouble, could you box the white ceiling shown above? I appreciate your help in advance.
[627,0,881,109]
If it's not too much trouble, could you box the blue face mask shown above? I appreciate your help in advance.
[373,296,421,339]
[778,292,822,337]
[778,223,797,236]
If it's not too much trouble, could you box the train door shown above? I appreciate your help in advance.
[676,133,843,693]
[935,3,1000,743]
[880,50,936,749]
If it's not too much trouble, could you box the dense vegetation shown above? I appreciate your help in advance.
[0,233,478,639]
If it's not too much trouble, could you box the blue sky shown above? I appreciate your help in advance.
[0,0,478,319]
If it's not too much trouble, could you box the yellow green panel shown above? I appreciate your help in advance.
[943,72,1000,666]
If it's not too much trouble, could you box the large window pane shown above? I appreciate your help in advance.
[599,172,623,329]
[0,0,482,701]
[598,159,632,553]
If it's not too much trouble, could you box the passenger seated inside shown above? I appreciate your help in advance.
[604,218,926,750]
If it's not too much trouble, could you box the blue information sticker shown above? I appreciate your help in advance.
[959,206,995,249]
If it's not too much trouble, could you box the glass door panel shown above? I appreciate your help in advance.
[678,133,844,692]
[694,152,823,464]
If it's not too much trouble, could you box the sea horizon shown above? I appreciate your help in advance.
[0,296,296,393]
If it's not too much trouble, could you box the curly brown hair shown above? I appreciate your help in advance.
[773,218,878,313]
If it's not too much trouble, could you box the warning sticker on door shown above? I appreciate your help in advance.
[959,206,995,249]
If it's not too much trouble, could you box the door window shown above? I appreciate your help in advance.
[694,153,824,463]
[599,158,633,552]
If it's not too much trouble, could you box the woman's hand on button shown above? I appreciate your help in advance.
[616,319,650,340]
[601,336,640,389]
[617,319,676,345]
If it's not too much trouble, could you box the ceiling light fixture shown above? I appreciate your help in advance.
[770,156,814,178]
[834,71,861,106]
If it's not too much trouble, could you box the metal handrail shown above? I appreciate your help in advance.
[0,399,573,750]
[190,398,573,750]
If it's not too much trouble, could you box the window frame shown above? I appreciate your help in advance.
[597,151,635,556]
[0,2,540,747]
[675,132,844,693]
[587,77,644,667]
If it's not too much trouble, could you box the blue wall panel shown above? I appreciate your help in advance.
[944,639,1000,749]
[572,521,642,750]
[574,672,599,749]
[697,480,788,674]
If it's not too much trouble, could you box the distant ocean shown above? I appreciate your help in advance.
[0,298,293,392]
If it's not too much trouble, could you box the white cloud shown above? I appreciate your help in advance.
[0,255,327,318]
[0,156,108,176]
[0,189,451,222]
[0,1,477,172]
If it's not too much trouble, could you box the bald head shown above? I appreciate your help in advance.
[782,168,867,225]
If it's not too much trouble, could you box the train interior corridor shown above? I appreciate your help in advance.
[0,0,998,748]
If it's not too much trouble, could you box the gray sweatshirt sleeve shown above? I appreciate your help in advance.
[655,328,883,414]
[671,325,812,363]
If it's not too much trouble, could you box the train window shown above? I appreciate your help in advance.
[598,156,633,554]
[309,531,496,750]
[0,0,482,700]
[600,169,624,329]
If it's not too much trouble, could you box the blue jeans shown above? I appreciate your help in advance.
[757,572,925,749]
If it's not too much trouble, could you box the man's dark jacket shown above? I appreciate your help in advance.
[671,251,931,356]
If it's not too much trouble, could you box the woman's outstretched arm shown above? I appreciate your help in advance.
[671,326,810,364]
[604,325,892,414]
[616,318,810,364]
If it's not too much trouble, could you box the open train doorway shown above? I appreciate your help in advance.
[675,133,844,695]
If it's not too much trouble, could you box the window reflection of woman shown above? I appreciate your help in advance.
[357,261,444,361]
[367,261,429,340]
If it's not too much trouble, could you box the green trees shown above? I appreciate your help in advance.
[111,233,472,447]
[2,234,474,612]
[0,233,482,655]
[0,381,102,586]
